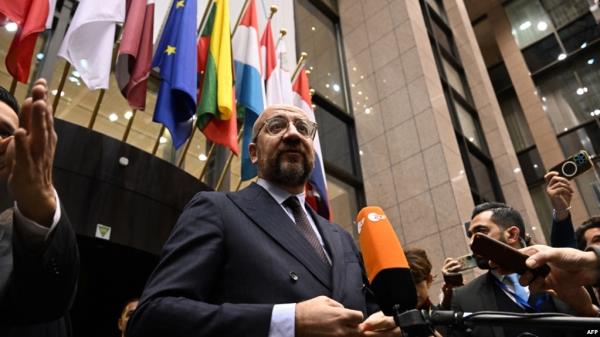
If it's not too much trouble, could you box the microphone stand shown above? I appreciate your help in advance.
[392,306,600,337]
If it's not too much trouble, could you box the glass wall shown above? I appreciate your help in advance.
[421,0,504,204]
[536,51,600,133]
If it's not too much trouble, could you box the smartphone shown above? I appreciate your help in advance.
[548,150,593,180]
[443,273,463,287]
[456,254,477,272]
[470,233,550,278]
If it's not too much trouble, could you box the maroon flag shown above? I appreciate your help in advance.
[115,0,154,110]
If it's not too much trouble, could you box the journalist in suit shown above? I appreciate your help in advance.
[449,202,577,337]
[0,80,79,337]
[128,105,400,337]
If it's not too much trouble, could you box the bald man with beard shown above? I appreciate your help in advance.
[128,105,400,337]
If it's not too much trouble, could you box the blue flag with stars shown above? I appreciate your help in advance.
[152,0,197,148]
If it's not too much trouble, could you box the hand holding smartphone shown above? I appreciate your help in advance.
[470,233,550,278]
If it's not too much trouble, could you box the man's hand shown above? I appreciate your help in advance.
[442,257,462,276]
[295,296,364,337]
[359,311,401,337]
[544,172,573,221]
[8,78,57,227]
[519,245,599,316]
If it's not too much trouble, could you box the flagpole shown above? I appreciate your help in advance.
[214,126,244,190]
[198,141,217,181]
[275,28,286,48]
[8,78,17,96]
[268,5,278,20]
[89,38,120,129]
[152,125,165,155]
[291,52,308,83]
[52,63,70,116]
[197,0,215,34]
[231,0,251,36]
[87,89,106,129]
[177,126,197,167]
[122,109,137,142]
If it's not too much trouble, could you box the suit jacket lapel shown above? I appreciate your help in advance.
[306,206,345,301]
[481,272,504,337]
[227,184,332,290]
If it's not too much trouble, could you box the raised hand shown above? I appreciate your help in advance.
[8,78,57,227]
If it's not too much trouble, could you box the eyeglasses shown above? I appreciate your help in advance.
[256,116,318,140]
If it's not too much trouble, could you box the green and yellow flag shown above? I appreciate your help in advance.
[197,0,239,154]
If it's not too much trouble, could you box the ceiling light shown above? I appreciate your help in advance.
[588,58,595,65]
[124,111,133,120]
[581,42,588,49]
[5,22,17,32]
[36,53,44,60]
[577,87,585,95]
[519,21,531,30]
[513,167,521,173]
[198,153,207,161]
[536,21,547,31]
[557,53,567,61]
[159,136,167,144]
[108,113,118,122]
[365,107,371,114]
[332,84,340,92]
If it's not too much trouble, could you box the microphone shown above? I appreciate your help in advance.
[356,206,417,316]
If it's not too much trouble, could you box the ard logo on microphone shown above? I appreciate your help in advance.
[357,212,386,234]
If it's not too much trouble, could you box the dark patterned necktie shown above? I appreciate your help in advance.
[284,196,330,266]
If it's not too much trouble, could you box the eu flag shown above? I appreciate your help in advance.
[152,0,197,148]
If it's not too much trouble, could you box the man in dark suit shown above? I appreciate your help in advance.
[0,79,79,337]
[449,202,575,337]
[128,105,400,337]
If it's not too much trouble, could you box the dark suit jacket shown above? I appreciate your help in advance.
[128,183,374,337]
[0,206,79,337]
[449,271,576,337]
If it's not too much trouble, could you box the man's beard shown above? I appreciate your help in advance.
[473,235,508,270]
[263,149,313,188]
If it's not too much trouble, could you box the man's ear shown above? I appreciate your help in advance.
[505,226,520,245]
[249,142,258,164]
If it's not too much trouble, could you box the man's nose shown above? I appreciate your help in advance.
[282,122,302,139]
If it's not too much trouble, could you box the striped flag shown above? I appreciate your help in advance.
[151,0,197,148]
[58,0,125,90]
[197,0,238,155]
[115,0,155,110]
[233,0,264,180]
[0,0,50,83]
[292,66,332,220]
[266,37,293,105]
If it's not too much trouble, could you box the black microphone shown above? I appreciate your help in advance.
[356,206,417,316]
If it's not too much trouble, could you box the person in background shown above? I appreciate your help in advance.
[0,79,79,337]
[449,202,575,337]
[405,248,434,310]
[118,299,139,337]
